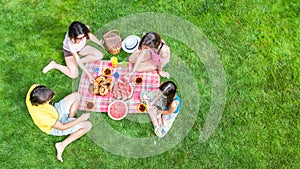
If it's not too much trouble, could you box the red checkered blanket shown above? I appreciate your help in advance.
[77,60,160,113]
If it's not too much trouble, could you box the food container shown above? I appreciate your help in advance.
[108,100,128,120]
[111,57,118,68]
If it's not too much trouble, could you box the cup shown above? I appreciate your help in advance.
[121,61,127,68]
[111,57,118,68]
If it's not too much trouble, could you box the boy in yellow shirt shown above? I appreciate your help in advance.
[26,84,92,162]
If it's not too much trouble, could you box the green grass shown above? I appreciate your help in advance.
[1,0,299,168]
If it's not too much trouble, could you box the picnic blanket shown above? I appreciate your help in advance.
[78,60,160,113]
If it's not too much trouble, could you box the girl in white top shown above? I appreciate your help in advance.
[43,21,104,83]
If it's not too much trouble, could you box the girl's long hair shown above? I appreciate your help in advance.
[138,32,161,50]
[68,21,90,40]
[159,81,177,108]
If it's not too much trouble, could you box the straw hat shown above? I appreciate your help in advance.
[122,35,140,53]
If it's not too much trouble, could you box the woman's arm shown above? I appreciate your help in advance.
[146,96,178,115]
[158,62,164,72]
[131,50,147,73]
[125,50,148,80]
[159,100,179,115]
[157,47,170,78]
[88,32,104,48]
[158,46,169,70]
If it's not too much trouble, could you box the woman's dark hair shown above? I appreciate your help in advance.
[30,85,55,106]
[68,21,90,40]
[138,32,161,50]
[159,81,177,108]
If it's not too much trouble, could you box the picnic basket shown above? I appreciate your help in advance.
[103,30,122,55]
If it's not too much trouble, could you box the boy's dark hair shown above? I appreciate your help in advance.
[159,81,177,108]
[68,21,90,40]
[30,85,55,106]
[138,32,161,50]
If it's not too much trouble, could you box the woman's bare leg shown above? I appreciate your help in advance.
[79,45,103,63]
[147,106,159,127]
[42,57,79,79]
[135,61,157,72]
[55,121,92,162]
[128,50,156,72]
[129,49,152,63]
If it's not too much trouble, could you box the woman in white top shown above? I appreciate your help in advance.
[43,21,104,83]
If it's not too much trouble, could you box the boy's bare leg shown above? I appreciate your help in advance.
[55,121,92,162]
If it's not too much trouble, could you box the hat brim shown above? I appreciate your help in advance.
[122,35,141,53]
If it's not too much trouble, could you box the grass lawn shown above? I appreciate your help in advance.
[0,0,299,168]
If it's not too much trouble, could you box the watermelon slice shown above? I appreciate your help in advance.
[108,100,128,120]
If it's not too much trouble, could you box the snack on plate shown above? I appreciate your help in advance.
[137,103,147,113]
[102,67,112,77]
[86,101,95,110]
[134,76,143,85]
[99,86,109,96]
[108,100,128,120]
[102,77,112,86]
[111,79,133,100]
[93,75,113,96]
[95,76,106,84]
[93,82,99,95]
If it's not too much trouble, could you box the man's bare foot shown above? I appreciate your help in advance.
[55,142,65,162]
[42,61,56,74]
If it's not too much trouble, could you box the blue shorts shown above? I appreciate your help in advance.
[49,99,80,136]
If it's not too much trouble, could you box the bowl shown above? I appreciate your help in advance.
[111,81,134,100]
[137,103,147,113]
[108,100,128,120]
[102,67,112,77]
[134,76,143,85]
[86,101,95,110]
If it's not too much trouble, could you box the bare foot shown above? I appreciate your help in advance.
[55,142,65,162]
[43,61,56,74]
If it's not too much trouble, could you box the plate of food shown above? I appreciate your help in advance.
[93,75,113,96]
[134,76,143,85]
[108,100,128,120]
[86,101,95,110]
[137,102,147,113]
[102,67,112,77]
[111,80,133,100]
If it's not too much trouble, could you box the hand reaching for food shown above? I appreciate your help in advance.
[124,72,133,81]
[88,74,95,84]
